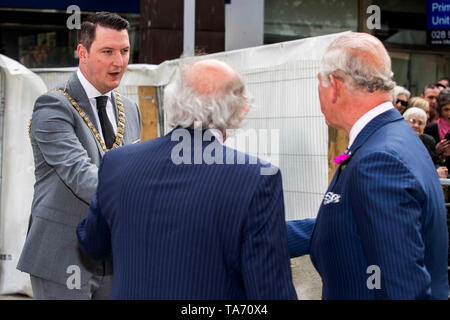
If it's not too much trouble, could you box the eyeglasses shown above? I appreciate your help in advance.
[408,118,425,126]
[396,99,408,107]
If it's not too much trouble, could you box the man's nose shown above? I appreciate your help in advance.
[112,52,123,67]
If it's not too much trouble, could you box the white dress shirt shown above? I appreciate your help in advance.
[77,69,118,141]
[347,101,394,150]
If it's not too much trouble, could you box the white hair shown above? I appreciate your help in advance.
[391,85,411,102]
[164,63,250,131]
[403,107,427,123]
[320,32,396,92]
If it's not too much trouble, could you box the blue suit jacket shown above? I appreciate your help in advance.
[77,128,297,300]
[287,108,449,299]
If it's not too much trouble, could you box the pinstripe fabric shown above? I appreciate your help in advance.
[77,128,297,300]
[286,219,315,257]
[288,109,449,300]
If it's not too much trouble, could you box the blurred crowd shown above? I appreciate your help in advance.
[392,78,450,179]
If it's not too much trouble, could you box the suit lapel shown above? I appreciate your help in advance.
[347,108,403,159]
[110,91,119,121]
[64,73,105,155]
[328,164,344,191]
[328,108,403,191]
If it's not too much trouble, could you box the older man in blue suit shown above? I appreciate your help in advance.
[287,32,449,299]
[76,59,297,299]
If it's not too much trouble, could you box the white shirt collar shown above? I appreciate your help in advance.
[348,101,394,149]
[77,69,111,99]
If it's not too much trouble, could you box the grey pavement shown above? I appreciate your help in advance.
[0,256,322,300]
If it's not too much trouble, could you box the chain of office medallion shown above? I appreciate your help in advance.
[28,89,125,153]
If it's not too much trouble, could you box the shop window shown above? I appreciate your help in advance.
[264,0,358,44]
[372,0,427,46]
[0,10,139,68]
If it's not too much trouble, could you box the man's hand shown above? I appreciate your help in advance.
[437,166,448,178]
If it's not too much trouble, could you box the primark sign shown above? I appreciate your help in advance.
[427,0,450,45]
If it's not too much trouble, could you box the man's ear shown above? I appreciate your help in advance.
[329,74,339,104]
[77,44,87,64]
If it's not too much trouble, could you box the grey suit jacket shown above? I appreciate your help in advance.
[17,73,141,287]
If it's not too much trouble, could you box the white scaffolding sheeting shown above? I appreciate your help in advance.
[234,60,327,220]
[0,54,47,296]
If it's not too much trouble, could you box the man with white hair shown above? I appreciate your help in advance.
[76,58,297,299]
[287,32,448,299]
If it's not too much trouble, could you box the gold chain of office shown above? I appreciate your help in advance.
[28,89,126,153]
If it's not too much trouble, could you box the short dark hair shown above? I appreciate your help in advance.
[78,12,129,51]
[423,84,438,94]
[437,88,450,116]
[438,88,450,107]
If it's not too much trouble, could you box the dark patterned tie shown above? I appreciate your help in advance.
[95,96,115,149]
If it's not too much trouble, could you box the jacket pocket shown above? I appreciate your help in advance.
[34,204,87,227]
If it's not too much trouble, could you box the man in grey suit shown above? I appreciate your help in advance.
[17,12,141,299]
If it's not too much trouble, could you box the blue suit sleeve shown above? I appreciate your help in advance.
[241,170,297,299]
[286,218,315,257]
[76,193,112,261]
[350,151,432,299]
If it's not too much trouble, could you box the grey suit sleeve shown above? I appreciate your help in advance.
[31,93,98,204]
[135,102,142,134]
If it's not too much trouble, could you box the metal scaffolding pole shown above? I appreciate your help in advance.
[0,66,5,208]
[183,0,195,57]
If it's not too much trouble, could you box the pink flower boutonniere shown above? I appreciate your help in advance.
[333,151,352,165]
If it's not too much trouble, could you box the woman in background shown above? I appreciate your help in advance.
[391,85,410,114]
[403,107,448,178]
[425,89,450,171]
[408,97,430,125]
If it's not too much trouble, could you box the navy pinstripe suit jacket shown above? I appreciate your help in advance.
[77,128,297,300]
[287,108,449,300]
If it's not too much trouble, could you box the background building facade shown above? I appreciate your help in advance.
[0,0,448,95]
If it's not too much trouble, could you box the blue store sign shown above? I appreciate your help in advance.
[427,0,450,45]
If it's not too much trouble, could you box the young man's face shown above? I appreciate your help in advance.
[422,87,440,109]
[79,25,130,94]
